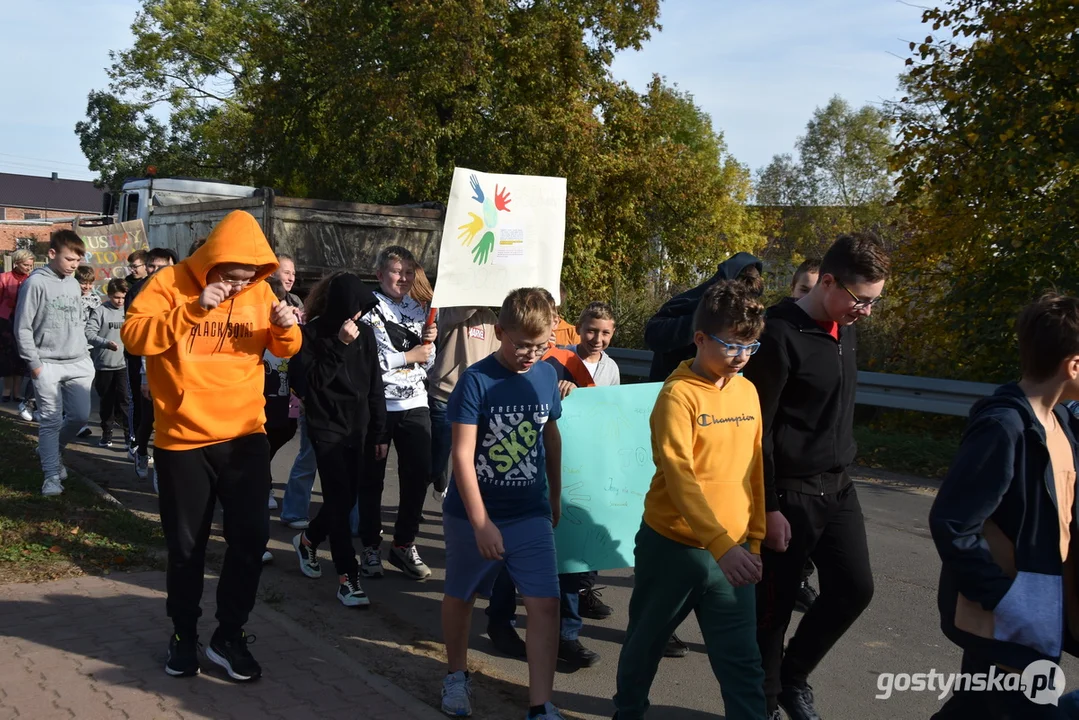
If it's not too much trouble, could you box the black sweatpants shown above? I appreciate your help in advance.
[307,439,363,576]
[126,354,141,442]
[266,419,298,461]
[156,433,271,636]
[94,368,130,441]
[756,481,875,712]
[359,407,431,549]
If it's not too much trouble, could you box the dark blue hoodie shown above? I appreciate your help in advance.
[643,252,763,383]
[930,382,1079,668]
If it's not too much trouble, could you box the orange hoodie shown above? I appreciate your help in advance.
[121,211,302,450]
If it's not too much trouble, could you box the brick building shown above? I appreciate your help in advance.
[0,172,104,254]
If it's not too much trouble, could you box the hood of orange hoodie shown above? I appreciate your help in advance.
[120,209,303,451]
[185,210,279,290]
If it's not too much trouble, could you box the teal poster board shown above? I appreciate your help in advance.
[555,383,662,574]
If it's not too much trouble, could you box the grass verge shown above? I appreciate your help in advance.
[0,416,164,583]
[854,424,959,480]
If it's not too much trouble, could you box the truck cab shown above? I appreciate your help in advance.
[107,177,261,226]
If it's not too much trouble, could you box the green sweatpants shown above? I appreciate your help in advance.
[613,523,766,719]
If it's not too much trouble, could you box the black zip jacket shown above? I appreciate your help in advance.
[293,274,386,446]
[741,298,857,510]
[929,384,1079,668]
[644,252,763,382]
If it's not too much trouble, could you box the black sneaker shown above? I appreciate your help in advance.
[205,629,261,682]
[779,683,821,720]
[98,436,113,448]
[487,622,527,658]
[579,586,613,620]
[558,638,600,668]
[165,632,200,677]
[663,633,688,658]
[795,580,819,612]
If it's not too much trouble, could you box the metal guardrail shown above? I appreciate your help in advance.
[606,347,998,417]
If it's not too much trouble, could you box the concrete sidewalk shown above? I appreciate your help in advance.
[0,571,445,720]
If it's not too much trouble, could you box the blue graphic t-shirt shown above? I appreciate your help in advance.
[443,354,562,523]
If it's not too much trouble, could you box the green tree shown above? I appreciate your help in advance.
[77,0,761,296]
[755,96,898,263]
[891,0,1079,381]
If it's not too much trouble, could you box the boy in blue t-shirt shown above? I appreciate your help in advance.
[440,287,566,720]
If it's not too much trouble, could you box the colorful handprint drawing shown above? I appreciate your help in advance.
[457,173,512,265]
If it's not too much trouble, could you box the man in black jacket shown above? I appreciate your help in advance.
[743,234,887,720]
[929,294,1079,719]
[645,252,763,384]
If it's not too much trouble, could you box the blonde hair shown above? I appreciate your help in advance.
[578,301,616,326]
[11,249,34,266]
[375,245,416,273]
[410,264,433,307]
[499,288,555,337]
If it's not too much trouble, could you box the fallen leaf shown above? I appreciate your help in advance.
[49,545,61,554]
[70,527,80,536]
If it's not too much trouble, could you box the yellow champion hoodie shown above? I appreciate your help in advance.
[643,360,766,559]
[121,210,303,451]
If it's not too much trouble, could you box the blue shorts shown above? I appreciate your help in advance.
[443,513,560,601]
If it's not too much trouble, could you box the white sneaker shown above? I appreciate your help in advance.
[41,476,63,496]
[389,543,432,580]
[261,550,273,564]
[268,495,278,510]
[441,671,473,717]
[337,572,370,607]
[18,403,33,422]
[284,519,310,530]
[524,702,566,719]
[59,465,68,482]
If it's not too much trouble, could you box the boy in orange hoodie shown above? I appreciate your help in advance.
[121,210,302,683]
[613,280,768,720]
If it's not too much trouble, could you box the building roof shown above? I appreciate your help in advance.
[0,172,104,214]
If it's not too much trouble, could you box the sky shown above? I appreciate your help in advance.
[0,0,930,184]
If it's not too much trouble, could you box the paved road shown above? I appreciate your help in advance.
[50,421,1079,719]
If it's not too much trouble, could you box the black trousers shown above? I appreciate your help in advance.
[126,355,141,442]
[135,395,154,457]
[359,407,431,549]
[307,439,363,576]
[756,482,875,712]
[266,419,298,461]
[94,368,130,441]
[156,433,271,636]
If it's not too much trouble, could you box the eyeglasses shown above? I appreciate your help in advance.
[508,338,549,358]
[708,335,760,357]
[216,279,252,288]
[837,280,884,310]
[128,263,144,271]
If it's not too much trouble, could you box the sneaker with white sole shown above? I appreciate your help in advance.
[389,543,432,580]
[98,437,114,448]
[18,403,33,422]
[165,632,200,677]
[58,465,68,482]
[268,495,278,510]
[441,670,473,717]
[283,518,310,530]
[41,475,63,496]
[205,629,261,682]
[77,425,92,438]
[135,455,149,480]
[337,571,370,607]
[261,550,273,564]
[292,533,322,578]
[360,545,384,578]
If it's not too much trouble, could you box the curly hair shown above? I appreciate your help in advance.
[693,279,766,341]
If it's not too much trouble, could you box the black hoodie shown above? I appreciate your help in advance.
[644,252,763,383]
[740,298,858,510]
[929,383,1079,668]
[294,274,386,446]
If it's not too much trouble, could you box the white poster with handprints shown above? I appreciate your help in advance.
[431,168,566,308]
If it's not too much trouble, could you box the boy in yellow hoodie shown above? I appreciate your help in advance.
[121,210,302,683]
[613,280,767,720]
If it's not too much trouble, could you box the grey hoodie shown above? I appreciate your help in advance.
[14,266,89,371]
[86,301,127,370]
